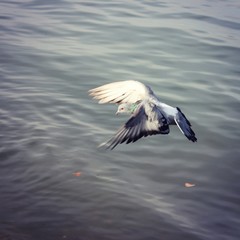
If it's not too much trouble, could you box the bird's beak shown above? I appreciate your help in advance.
[115,111,119,115]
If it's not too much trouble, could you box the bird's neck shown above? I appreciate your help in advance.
[129,103,139,113]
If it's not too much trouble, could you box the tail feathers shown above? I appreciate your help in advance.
[175,107,197,142]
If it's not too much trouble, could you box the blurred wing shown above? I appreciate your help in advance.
[174,107,197,142]
[89,80,151,104]
[100,103,169,150]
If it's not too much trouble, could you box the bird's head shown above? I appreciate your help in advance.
[116,103,139,115]
[116,103,130,115]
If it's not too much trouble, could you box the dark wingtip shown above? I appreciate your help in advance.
[189,136,197,142]
[176,107,192,126]
[185,129,197,142]
[176,107,197,142]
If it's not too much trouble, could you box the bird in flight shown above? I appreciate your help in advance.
[89,80,197,150]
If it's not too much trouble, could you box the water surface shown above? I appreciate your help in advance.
[0,0,240,239]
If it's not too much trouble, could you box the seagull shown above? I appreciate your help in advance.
[89,80,197,149]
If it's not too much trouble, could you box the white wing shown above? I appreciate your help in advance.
[89,80,151,104]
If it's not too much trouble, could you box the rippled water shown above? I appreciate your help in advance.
[1,0,240,239]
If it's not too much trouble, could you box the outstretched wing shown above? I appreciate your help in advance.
[174,107,197,142]
[89,80,151,104]
[100,103,169,150]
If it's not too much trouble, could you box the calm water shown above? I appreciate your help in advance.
[0,0,240,239]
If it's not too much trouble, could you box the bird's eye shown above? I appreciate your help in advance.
[120,108,124,110]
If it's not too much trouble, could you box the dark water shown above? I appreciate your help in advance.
[1,0,240,239]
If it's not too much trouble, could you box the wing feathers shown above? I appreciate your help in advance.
[102,103,169,149]
[89,80,149,104]
[174,107,197,142]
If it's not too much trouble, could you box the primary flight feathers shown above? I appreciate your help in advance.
[89,80,197,149]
